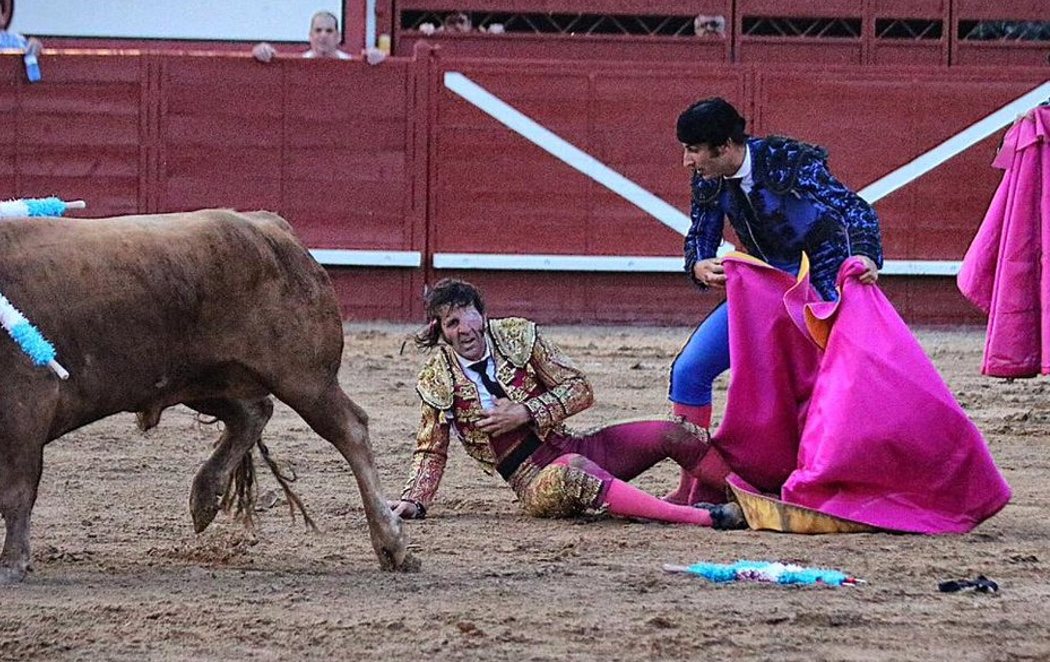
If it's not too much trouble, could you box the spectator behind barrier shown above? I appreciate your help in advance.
[419,11,473,36]
[252,10,385,65]
[0,0,41,55]
[442,12,472,33]
[966,20,1050,41]
[694,14,726,38]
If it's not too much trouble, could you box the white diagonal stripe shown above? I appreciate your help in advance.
[859,80,1050,203]
[444,71,691,235]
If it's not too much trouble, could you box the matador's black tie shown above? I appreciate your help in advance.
[468,359,508,399]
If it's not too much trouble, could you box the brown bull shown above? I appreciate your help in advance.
[0,209,410,583]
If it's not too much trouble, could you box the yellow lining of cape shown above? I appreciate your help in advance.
[726,252,834,349]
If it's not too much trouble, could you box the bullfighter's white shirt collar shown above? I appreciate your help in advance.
[453,338,492,368]
[727,144,754,194]
[454,339,498,409]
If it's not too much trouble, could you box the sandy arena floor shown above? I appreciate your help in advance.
[3,323,1048,661]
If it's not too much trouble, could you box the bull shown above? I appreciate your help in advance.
[0,209,411,583]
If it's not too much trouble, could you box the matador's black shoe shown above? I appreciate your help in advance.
[694,501,747,530]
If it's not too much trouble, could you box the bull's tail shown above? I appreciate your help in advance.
[223,440,318,532]
[220,449,257,529]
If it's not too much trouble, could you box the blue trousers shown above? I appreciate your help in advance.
[670,259,803,406]
[668,300,730,407]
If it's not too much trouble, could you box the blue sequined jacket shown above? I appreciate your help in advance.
[684,136,883,301]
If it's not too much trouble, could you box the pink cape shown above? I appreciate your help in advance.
[713,255,1011,534]
[958,106,1050,377]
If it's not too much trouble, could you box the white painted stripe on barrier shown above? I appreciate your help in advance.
[433,252,961,276]
[881,260,961,276]
[306,249,956,276]
[434,253,684,272]
[310,249,422,267]
[444,71,692,235]
[859,80,1050,203]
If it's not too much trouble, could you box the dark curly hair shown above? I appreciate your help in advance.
[413,278,486,349]
[676,97,747,148]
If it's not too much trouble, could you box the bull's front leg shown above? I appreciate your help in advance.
[0,441,44,584]
[294,386,416,571]
[343,430,418,572]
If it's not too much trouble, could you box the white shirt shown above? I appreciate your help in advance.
[303,50,352,59]
[727,144,754,194]
[454,342,501,410]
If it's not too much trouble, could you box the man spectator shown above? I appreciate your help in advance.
[0,0,42,55]
[442,12,472,33]
[252,10,385,65]
[694,14,727,38]
[419,11,473,36]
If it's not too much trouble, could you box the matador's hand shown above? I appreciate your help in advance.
[477,399,531,436]
[856,255,879,284]
[692,257,726,289]
[388,499,419,519]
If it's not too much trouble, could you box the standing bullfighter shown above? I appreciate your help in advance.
[667,97,884,505]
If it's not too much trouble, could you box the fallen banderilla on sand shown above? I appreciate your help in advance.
[664,560,865,587]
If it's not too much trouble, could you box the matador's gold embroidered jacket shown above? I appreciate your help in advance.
[400,317,594,508]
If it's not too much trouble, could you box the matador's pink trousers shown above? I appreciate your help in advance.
[525,419,729,526]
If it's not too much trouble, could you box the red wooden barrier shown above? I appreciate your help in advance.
[868,0,949,66]
[429,59,742,257]
[0,51,426,320]
[155,54,429,319]
[0,48,1045,325]
[0,53,146,217]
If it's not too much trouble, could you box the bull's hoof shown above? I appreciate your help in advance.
[189,478,222,533]
[190,498,220,533]
[0,562,28,585]
[380,548,421,573]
